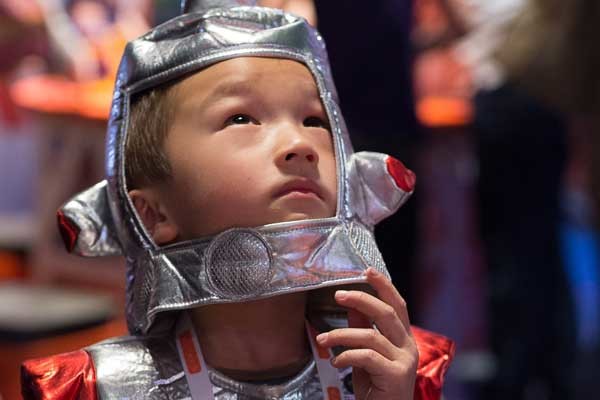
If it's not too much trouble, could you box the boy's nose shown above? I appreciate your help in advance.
[275,133,320,169]
[284,148,317,163]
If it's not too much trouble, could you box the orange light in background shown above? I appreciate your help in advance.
[10,75,113,120]
[0,252,24,281]
[417,96,473,128]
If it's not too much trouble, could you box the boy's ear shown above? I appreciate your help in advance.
[129,189,179,245]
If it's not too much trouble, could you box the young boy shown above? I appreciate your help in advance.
[22,1,454,399]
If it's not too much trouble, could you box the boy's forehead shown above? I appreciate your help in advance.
[172,57,320,103]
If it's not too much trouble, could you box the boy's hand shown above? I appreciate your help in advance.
[316,268,418,400]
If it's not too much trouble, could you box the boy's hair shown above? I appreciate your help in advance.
[125,86,176,189]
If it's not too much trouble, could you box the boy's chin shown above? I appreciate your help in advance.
[267,201,335,225]
[270,210,334,225]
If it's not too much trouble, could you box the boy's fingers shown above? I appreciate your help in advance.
[335,289,410,348]
[317,327,398,361]
[365,268,412,334]
[331,348,393,377]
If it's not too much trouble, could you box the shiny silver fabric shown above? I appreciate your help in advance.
[59,181,121,257]
[87,333,353,399]
[59,0,414,335]
[133,221,385,330]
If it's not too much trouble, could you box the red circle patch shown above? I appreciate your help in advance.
[386,156,416,192]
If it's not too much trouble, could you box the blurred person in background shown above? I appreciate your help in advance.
[35,0,151,80]
[0,0,45,126]
[313,0,420,318]
[4,0,153,288]
[495,0,600,231]
[495,1,600,398]
[441,0,578,398]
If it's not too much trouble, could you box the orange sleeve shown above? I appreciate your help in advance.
[412,326,456,400]
[21,350,98,400]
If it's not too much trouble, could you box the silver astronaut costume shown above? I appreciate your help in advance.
[52,0,418,398]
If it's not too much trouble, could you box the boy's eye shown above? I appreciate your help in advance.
[224,114,258,126]
[303,116,330,130]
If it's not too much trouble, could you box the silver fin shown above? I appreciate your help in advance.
[58,180,123,257]
[347,151,415,226]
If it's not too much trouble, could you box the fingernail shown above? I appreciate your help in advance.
[335,290,348,300]
[367,268,378,277]
[330,356,337,366]
[316,333,328,343]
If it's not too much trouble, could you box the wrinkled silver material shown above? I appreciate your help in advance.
[60,181,121,257]
[86,333,353,399]
[59,0,414,335]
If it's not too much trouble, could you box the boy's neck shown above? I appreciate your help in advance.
[189,293,311,382]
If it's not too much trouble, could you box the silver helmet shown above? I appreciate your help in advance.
[57,0,415,334]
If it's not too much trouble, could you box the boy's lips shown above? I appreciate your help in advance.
[273,179,324,200]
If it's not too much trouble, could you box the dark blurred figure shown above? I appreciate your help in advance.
[314,0,420,313]
[445,0,578,398]
[474,85,574,400]
[490,1,600,399]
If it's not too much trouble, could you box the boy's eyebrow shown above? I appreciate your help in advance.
[197,77,321,109]
[201,79,257,106]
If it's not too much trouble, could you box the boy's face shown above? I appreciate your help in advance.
[136,57,337,242]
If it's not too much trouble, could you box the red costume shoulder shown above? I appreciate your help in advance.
[412,326,456,400]
[21,350,98,400]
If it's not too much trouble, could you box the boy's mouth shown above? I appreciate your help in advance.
[273,179,323,200]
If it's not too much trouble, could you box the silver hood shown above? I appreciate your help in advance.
[57,0,416,335]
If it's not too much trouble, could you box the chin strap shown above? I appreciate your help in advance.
[175,312,344,399]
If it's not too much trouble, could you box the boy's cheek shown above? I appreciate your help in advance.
[164,182,271,239]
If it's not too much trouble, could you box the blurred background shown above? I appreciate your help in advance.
[0,0,598,399]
